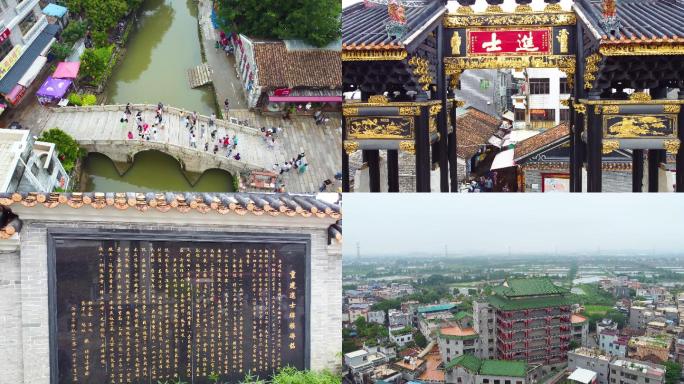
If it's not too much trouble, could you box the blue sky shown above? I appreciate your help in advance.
[342,194,684,257]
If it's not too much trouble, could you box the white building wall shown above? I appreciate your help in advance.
[522,68,570,128]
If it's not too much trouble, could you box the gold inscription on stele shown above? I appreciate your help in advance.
[607,116,669,138]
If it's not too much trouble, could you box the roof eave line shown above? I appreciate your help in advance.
[404,7,447,49]
[573,3,603,41]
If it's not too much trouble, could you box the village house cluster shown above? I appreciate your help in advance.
[343,275,683,384]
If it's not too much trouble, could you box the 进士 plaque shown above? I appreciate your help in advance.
[50,231,308,384]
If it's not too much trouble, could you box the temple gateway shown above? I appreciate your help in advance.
[0,192,342,384]
[342,0,684,192]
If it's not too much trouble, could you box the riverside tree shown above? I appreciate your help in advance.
[217,0,341,47]
[63,0,142,37]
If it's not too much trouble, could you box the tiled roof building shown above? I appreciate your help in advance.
[513,125,634,193]
[0,192,342,241]
[573,0,684,91]
[445,354,534,384]
[234,35,341,109]
[485,278,574,364]
[254,42,341,89]
[457,109,501,161]
[342,1,447,94]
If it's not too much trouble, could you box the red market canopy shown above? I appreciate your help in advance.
[52,61,80,79]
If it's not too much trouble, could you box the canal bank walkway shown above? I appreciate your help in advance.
[197,0,247,111]
[28,104,340,193]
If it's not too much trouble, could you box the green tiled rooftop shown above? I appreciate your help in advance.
[494,278,568,298]
[487,293,573,310]
[480,360,528,377]
[445,355,528,378]
[454,311,472,320]
[445,354,482,372]
[417,303,456,314]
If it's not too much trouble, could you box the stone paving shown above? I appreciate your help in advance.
[197,0,248,112]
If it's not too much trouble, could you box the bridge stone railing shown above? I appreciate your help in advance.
[50,104,261,136]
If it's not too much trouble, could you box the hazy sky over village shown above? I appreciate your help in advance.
[342,194,684,257]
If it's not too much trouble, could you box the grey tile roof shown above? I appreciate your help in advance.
[576,0,684,43]
[342,0,446,50]
[0,192,340,218]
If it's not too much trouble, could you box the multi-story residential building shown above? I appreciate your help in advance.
[510,68,570,130]
[474,299,496,359]
[375,283,416,300]
[418,303,458,339]
[345,289,368,304]
[674,335,684,365]
[598,330,628,357]
[572,314,590,347]
[597,319,619,336]
[389,326,414,347]
[645,321,668,336]
[349,303,371,322]
[0,0,58,107]
[344,348,390,377]
[444,354,541,384]
[658,307,679,323]
[629,307,655,329]
[393,356,427,382]
[389,309,412,328]
[568,348,613,384]
[476,278,573,364]
[636,287,671,303]
[609,359,666,384]
[454,69,512,117]
[369,310,385,325]
[437,312,480,364]
[0,129,69,192]
[627,335,672,363]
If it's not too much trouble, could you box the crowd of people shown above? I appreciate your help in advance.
[124,102,242,161]
[121,100,334,193]
[465,173,510,193]
[123,102,165,142]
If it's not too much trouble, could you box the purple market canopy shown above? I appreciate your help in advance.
[36,77,72,99]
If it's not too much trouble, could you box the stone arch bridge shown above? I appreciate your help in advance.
[42,104,280,180]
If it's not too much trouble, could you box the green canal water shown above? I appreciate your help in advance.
[82,152,234,192]
[105,0,216,114]
[82,0,232,192]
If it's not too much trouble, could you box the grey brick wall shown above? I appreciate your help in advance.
[523,169,632,192]
[0,248,23,384]
[1,218,341,384]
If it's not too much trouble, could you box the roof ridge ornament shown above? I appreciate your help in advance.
[386,0,408,40]
[600,0,621,35]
